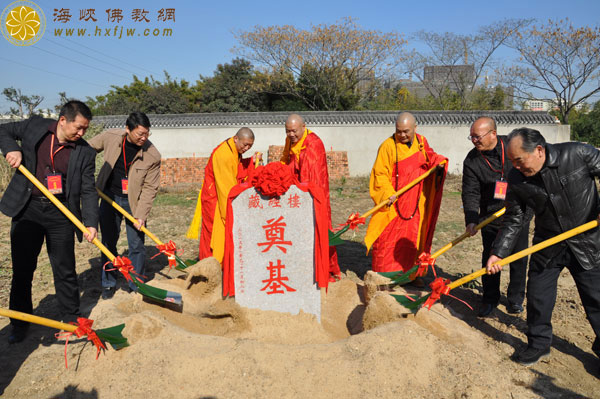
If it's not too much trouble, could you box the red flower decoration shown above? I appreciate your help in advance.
[251,162,295,197]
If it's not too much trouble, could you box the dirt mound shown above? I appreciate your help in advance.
[0,264,593,398]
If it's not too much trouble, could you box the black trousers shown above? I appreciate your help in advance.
[481,222,529,306]
[527,248,600,357]
[9,197,79,328]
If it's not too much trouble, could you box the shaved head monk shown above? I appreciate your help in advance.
[189,127,259,263]
[281,113,341,280]
[365,112,448,276]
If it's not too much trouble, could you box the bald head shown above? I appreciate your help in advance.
[394,112,417,144]
[233,127,254,154]
[285,113,306,144]
[469,116,497,151]
[236,127,255,140]
[396,112,416,126]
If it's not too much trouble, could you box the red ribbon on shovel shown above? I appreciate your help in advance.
[55,317,107,368]
[103,256,146,282]
[153,240,179,270]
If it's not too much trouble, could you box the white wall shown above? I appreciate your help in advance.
[150,123,571,175]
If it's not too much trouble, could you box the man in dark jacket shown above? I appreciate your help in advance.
[462,116,529,317]
[487,127,600,367]
[0,100,98,344]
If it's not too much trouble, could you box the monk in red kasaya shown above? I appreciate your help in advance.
[365,112,447,274]
[187,127,258,264]
[280,114,341,280]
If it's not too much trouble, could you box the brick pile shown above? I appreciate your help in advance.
[159,148,349,188]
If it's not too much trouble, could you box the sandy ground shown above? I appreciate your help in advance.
[0,176,598,398]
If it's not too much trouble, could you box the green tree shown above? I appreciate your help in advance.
[3,87,44,117]
[569,102,599,144]
[199,58,266,112]
[87,72,201,115]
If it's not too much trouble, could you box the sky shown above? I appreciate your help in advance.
[1,0,599,113]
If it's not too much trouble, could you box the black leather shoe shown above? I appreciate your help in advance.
[8,326,28,344]
[507,303,524,314]
[101,287,115,300]
[478,303,496,317]
[514,346,551,366]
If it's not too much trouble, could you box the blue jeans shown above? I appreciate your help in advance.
[99,194,145,291]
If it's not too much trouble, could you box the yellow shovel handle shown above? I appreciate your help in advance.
[448,219,599,290]
[96,188,163,245]
[17,165,116,262]
[0,307,77,332]
[361,160,447,220]
[254,152,261,168]
[430,208,506,259]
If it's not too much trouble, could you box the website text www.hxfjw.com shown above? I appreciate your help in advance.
[54,26,173,38]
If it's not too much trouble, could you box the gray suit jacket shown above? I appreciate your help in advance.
[0,116,98,241]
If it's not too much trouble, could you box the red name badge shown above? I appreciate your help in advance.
[121,178,129,195]
[494,180,508,200]
[46,173,63,194]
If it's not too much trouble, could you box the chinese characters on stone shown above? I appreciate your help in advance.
[252,192,302,295]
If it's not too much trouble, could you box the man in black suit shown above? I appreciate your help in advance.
[0,100,98,344]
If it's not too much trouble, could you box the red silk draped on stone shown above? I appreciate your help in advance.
[222,179,330,297]
[283,132,340,276]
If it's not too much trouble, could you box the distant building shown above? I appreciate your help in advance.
[395,64,513,109]
[524,99,589,113]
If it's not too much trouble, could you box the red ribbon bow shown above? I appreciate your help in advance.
[104,256,145,282]
[344,212,366,230]
[55,317,107,368]
[153,240,178,270]
[423,277,451,309]
[415,252,437,278]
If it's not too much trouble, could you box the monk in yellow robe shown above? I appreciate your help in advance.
[365,112,447,273]
[187,127,256,263]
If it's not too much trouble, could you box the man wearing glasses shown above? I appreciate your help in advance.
[89,111,161,299]
[462,116,530,317]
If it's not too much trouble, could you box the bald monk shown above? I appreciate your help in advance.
[189,127,258,264]
[365,112,447,273]
[281,114,341,279]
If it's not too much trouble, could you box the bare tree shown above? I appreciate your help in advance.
[401,19,532,110]
[503,19,600,123]
[2,87,44,118]
[233,17,406,111]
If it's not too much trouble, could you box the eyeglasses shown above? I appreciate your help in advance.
[134,130,151,138]
[467,129,493,142]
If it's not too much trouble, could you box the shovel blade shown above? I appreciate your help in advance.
[96,324,129,350]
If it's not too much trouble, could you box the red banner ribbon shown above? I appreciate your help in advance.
[153,240,179,270]
[55,317,107,368]
[423,277,451,309]
[103,256,146,282]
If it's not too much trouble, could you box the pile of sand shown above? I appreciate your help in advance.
[2,261,537,398]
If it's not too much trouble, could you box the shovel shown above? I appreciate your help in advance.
[0,307,128,367]
[394,219,599,312]
[97,189,196,271]
[329,160,447,246]
[379,207,507,285]
[17,165,182,306]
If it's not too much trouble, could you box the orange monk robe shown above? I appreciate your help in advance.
[281,128,341,276]
[365,134,447,272]
[198,137,254,263]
